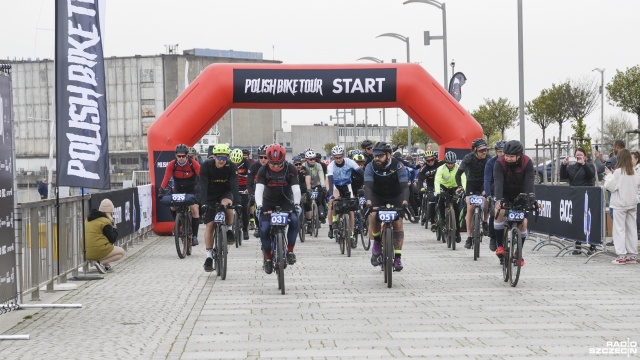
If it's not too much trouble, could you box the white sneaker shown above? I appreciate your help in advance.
[94,261,107,274]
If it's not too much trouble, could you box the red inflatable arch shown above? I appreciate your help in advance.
[148,63,482,234]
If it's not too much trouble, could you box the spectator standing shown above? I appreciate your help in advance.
[85,199,125,273]
[604,149,639,264]
[593,148,606,181]
[632,151,640,237]
[561,148,596,254]
[37,178,48,199]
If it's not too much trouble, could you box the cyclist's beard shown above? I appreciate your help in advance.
[374,158,388,171]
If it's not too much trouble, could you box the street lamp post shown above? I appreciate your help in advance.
[517,0,525,144]
[376,33,412,152]
[357,56,387,141]
[592,68,605,148]
[403,0,448,88]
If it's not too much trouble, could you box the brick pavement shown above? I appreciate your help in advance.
[1,221,639,359]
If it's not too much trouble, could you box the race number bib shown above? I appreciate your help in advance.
[469,195,484,207]
[270,213,289,226]
[310,191,318,200]
[214,212,226,223]
[378,210,398,222]
[172,194,186,202]
[359,197,366,206]
[507,211,525,222]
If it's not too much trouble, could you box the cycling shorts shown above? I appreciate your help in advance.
[465,181,483,195]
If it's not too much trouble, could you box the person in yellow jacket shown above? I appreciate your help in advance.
[434,151,466,243]
[85,199,125,274]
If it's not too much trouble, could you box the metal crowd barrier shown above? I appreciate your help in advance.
[15,195,152,303]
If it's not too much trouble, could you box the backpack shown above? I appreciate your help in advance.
[172,159,196,177]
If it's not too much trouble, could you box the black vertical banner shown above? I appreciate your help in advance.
[89,188,141,240]
[153,151,177,223]
[0,71,17,304]
[55,0,110,189]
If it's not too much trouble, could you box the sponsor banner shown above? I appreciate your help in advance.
[0,72,17,303]
[233,68,397,104]
[90,188,140,240]
[528,185,603,244]
[153,151,179,222]
[138,184,152,229]
[55,0,110,189]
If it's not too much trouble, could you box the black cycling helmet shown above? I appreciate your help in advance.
[503,140,524,155]
[257,144,268,155]
[444,151,457,163]
[175,144,188,155]
[361,139,373,149]
[471,138,488,151]
[494,140,506,150]
[372,141,392,153]
[393,152,403,159]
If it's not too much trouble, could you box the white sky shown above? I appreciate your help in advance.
[2,0,639,147]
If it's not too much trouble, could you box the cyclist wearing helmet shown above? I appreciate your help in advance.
[188,147,202,164]
[292,155,311,234]
[326,145,364,241]
[363,141,410,271]
[303,149,327,227]
[435,151,466,243]
[493,140,536,265]
[160,144,202,246]
[417,150,443,231]
[351,153,366,193]
[361,139,374,165]
[199,143,241,272]
[484,140,506,251]
[456,138,490,249]
[242,149,254,165]
[230,149,252,240]
[255,144,301,274]
[247,145,269,237]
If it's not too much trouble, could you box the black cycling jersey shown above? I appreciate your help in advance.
[247,161,266,196]
[363,158,409,201]
[256,163,299,211]
[493,155,535,200]
[199,159,240,204]
[456,152,488,187]
[417,160,443,189]
[351,168,364,192]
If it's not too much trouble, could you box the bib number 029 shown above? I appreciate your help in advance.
[172,193,186,202]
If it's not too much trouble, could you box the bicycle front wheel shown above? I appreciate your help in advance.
[360,214,371,250]
[174,212,187,259]
[502,228,510,282]
[510,227,522,287]
[312,204,319,238]
[298,217,306,243]
[276,231,286,295]
[473,209,481,261]
[219,226,228,280]
[344,215,351,257]
[384,227,394,288]
[234,212,241,248]
[448,205,456,251]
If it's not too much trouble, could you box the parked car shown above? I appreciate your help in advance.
[534,157,574,184]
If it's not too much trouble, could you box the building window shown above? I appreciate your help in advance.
[286,142,290,147]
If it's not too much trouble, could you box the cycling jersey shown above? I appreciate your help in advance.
[303,162,325,188]
[417,161,443,189]
[483,155,499,197]
[456,152,487,187]
[435,163,466,195]
[236,158,251,189]
[351,168,364,192]
[199,159,240,204]
[247,161,266,196]
[327,158,362,196]
[364,158,408,200]
[161,159,200,192]
[255,163,300,212]
[493,155,535,200]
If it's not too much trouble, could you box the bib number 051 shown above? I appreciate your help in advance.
[378,210,398,222]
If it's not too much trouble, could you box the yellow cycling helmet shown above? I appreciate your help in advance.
[353,154,366,163]
[229,149,243,164]
[212,143,231,155]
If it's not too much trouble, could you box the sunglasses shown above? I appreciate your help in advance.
[308,158,316,161]
[294,163,302,166]
[365,147,373,150]
[477,148,488,153]
[374,154,386,159]
[259,156,268,159]
[270,161,284,167]
[425,158,435,162]
[215,155,228,161]
[176,155,186,158]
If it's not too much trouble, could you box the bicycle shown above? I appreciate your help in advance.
[206,203,239,280]
[407,183,420,223]
[497,193,537,287]
[262,206,294,295]
[355,195,370,250]
[365,204,409,288]
[298,193,308,243]
[420,187,436,231]
[437,190,460,250]
[468,194,485,261]
[308,189,321,238]
[160,192,197,259]
[333,197,359,257]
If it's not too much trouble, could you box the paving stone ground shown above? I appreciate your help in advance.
[1,220,639,359]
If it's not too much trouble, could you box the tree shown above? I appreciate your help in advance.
[606,65,640,142]
[544,82,572,142]
[471,97,518,139]
[526,90,555,143]
[600,113,635,153]
[565,77,599,123]
[390,127,432,151]
[323,142,336,155]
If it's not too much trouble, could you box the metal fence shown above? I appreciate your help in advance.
[15,195,151,303]
[131,171,151,187]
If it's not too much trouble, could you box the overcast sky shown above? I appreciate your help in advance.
[3,0,639,147]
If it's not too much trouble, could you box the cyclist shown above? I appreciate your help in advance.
[247,145,269,237]
[363,141,409,271]
[303,149,326,231]
[361,139,374,166]
[351,154,366,193]
[435,151,465,244]
[255,144,301,274]
[242,149,255,165]
[484,140,506,251]
[230,148,251,240]
[456,138,490,249]
[199,143,241,272]
[416,151,443,231]
[493,140,536,265]
[292,155,311,234]
[160,144,201,246]
[326,145,364,240]
[315,152,329,221]
[188,147,202,164]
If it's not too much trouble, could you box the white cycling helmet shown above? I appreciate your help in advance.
[304,150,316,159]
[331,145,345,156]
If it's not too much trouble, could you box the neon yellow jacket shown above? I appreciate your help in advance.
[435,163,466,195]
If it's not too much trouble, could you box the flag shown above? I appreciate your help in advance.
[55,0,110,189]
[448,72,467,102]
